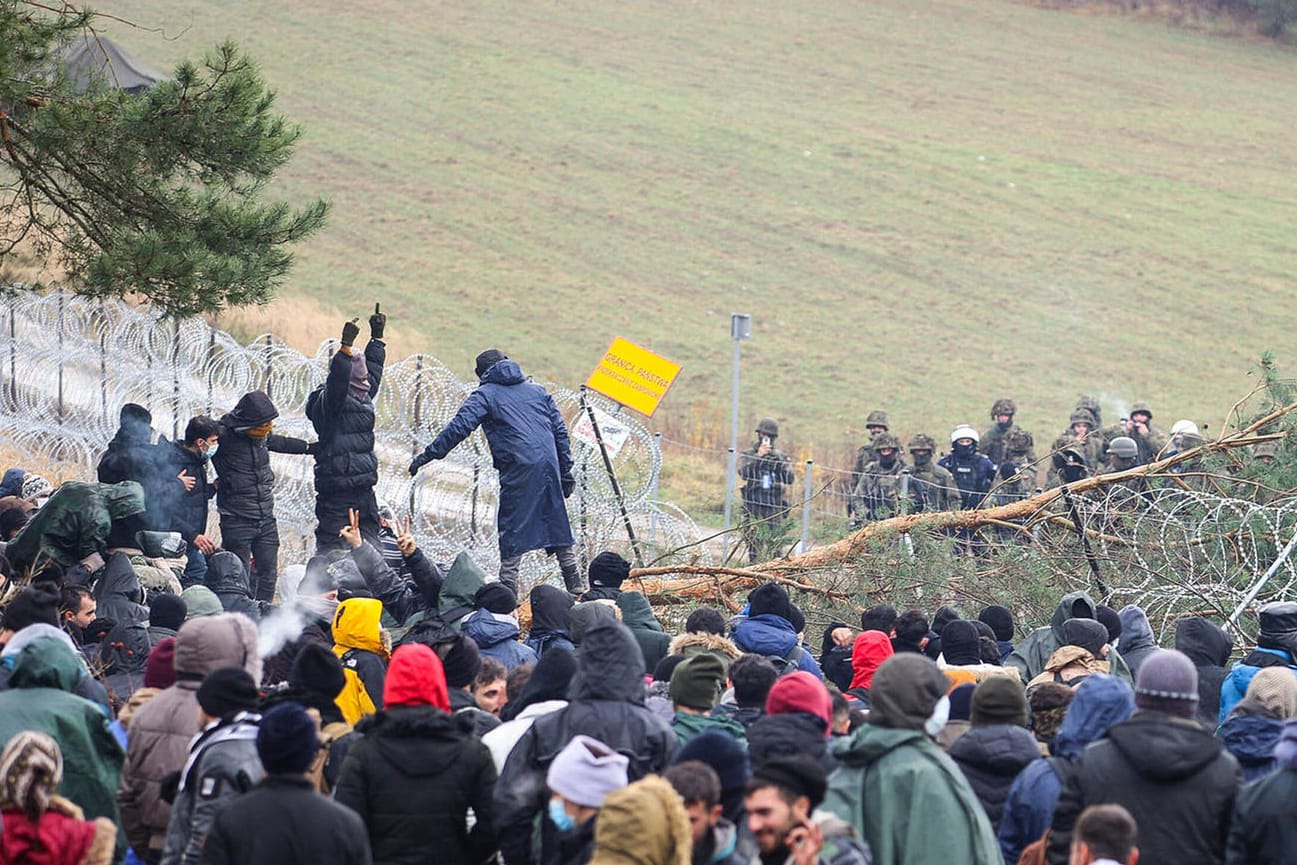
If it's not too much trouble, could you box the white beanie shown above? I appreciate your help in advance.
[546,735,629,808]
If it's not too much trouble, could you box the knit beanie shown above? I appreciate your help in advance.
[1095,605,1123,644]
[971,677,1029,727]
[685,607,727,636]
[868,654,948,731]
[675,729,750,794]
[948,682,976,722]
[0,731,62,820]
[750,753,827,810]
[197,666,260,718]
[257,702,319,775]
[589,776,692,865]
[669,653,726,711]
[787,605,806,635]
[20,474,52,503]
[144,637,178,689]
[180,585,223,619]
[747,583,793,622]
[589,552,631,589]
[2,584,60,632]
[1028,682,1075,745]
[149,593,187,633]
[765,671,833,734]
[291,642,347,703]
[1239,667,1297,720]
[547,734,630,808]
[941,620,982,666]
[653,654,687,684]
[436,634,482,689]
[1063,618,1110,658]
[1134,649,1199,718]
[474,583,517,615]
[977,605,1014,642]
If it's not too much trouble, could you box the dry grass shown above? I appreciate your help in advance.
[206,294,421,357]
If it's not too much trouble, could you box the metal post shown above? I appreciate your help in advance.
[723,447,736,561]
[411,355,423,520]
[171,318,181,441]
[8,296,16,409]
[721,313,751,561]
[206,325,216,416]
[56,288,64,424]
[98,299,108,426]
[650,431,662,544]
[582,388,643,565]
[263,334,273,400]
[800,460,814,553]
[1229,525,1297,626]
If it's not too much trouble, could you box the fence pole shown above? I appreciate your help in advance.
[650,431,662,544]
[1228,525,1297,627]
[56,287,64,425]
[206,325,216,416]
[800,460,814,553]
[722,447,736,561]
[412,354,424,522]
[263,334,273,400]
[98,299,108,426]
[7,296,15,409]
[171,318,181,441]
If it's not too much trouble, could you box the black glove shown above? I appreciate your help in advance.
[159,771,181,805]
[305,441,321,456]
[369,304,386,340]
[85,617,117,644]
[561,476,575,498]
[999,461,1017,479]
[340,318,360,347]
[409,457,425,477]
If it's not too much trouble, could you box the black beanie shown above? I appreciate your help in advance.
[437,634,481,689]
[751,753,827,810]
[257,702,319,775]
[475,349,507,378]
[149,593,187,632]
[653,653,687,683]
[787,605,806,635]
[748,583,793,622]
[933,606,962,632]
[977,605,1014,642]
[1095,605,1123,644]
[197,666,260,719]
[2,584,60,632]
[588,551,631,589]
[290,642,346,702]
[1063,618,1110,658]
[475,583,517,614]
[940,620,982,666]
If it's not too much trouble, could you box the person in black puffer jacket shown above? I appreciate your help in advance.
[212,391,314,602]
[306,310,386,553]
[1174,615,1234,727]
[151,416,220,587]
[948,677,1041,832]
[335,643,497,865]
[204,551,273,623]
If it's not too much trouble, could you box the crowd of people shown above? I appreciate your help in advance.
[2,333,1297,865]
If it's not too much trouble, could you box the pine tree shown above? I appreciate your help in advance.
[0,1,329,315]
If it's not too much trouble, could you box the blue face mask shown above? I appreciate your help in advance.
[203,443,218,460]
[547,799,575,832]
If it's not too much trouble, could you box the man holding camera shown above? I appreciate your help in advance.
[739,417,794,563]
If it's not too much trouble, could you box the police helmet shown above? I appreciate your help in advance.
[951,424,980,445]
[1108,436,1139,459]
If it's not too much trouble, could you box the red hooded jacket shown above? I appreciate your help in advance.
[383,643,450,711]
[849,630,895,691]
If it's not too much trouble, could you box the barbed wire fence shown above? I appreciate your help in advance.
[0,289,712,592]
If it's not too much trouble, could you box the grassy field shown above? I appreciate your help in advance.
[81,0,1297,463]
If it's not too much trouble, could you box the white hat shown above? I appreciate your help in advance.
[950,424,980,444]
[1169,419,1199,437]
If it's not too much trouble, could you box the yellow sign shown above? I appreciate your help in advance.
[585,338,682,417]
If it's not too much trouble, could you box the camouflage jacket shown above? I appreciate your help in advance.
[739,446,794,509]
[910,461,959,512]
[980,423,1035,467]
[851,459,923,522]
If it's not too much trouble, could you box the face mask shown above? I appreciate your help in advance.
[912,452,932,467]
[923,694,951,738]
[547,798,575,832]
[203,443,218,460]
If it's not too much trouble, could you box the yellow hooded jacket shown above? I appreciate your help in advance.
[332,597,390,725]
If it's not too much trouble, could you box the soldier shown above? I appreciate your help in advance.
[850,432,924,524]
[1100,401,1169,463]
[1100,435,1149,507]
[1047,445,1090,488]
[848,409,892,517]
[1076,395,1102,430]
[981,398,1034,467]
[739,417,794,563]
[1050,408,1105,476]
[908,433,958,511]
[993,427,1040,502]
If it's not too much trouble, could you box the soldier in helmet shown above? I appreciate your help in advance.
[1102,435,1149,502]
[908,433,958,511]
[738,417,794,563]
[1100,401,1168,463]
[981,398,1034,468]
[850,432,925,524]
[1076,395,1102,429]
[1047,445,1089,487]
[848,409,892,517]
[1049,407,1105,479]
[993,427,1040,501]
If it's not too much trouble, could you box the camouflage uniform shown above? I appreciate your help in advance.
[908,433,959,512]
[1047,409,1105,486]
[739,418,794,563]
[850,433,924,523]
[981,398,1035,467]
[990,427,1041,503]
[848,410,891,515]
[1098,401,1169,463]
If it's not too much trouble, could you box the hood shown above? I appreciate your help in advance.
[1043,645,1101,673]
[616,591,664,632]
[668,632,742,661]
[205,551,254,599]
[571,621,646,703]
[748,712,828,765]
[1053,674,1136,759]
[94,551,144,606]
[947,724,1041,776]
[359,705,474,774]
[849,631,894,690]
[9,636,82,691]
[2,624,80,661]
[732,614,799,657]
[1106,712,1226,781]
[223,390,279,429]
[1220,713,1283,767]
[1117,605,1156,655]
[570,601,619,644]
[180,585,224,619]
[832,723,931,766]
[104,481,146,521]
[384,643,449,711]
[502,648,578,721]
[332,597,387,656]
[480,359,527,386]
[462,608,521,648]
[174,613,262,679]
[530,584,574,634]
[1050,591,1098,643]
[438,551,485,624]
[1174,616,1234,668]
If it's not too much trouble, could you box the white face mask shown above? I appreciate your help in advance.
[924,695,951,737]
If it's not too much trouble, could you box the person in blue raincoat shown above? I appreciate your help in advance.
[409,349,584,594]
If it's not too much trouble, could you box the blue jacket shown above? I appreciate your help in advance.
[462,608,539,671]
[420,360,575,558]
[939,447,996,509]
[1220,713,1283,783]
[997,674,1135,865]
[731,614,824,679]
[1220,647,1297,723]
[525,629,576,658]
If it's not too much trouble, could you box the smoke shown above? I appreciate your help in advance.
[257,601,312,660]
[1100,392,1129,423]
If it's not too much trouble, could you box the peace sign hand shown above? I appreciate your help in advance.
[339,508,364,549]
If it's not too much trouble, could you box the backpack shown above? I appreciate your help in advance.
[765,644,804,676]
[336,649,377,725]
[307,718,354,795]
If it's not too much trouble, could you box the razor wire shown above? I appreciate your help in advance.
[0,290,712,591]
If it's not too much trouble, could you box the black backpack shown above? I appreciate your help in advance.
[765,644,805,676]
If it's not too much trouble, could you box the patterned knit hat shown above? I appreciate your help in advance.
[0,730,62,820]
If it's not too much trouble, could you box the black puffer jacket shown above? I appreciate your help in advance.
[94,551,152,685]
[1048,711,1242,865]
[334,704,496,865]
[947,723,1041,831]
[212,392,310,521]
[204,551,270,621]
[306,340,385,495]
[152,439,213,541]
[1175,616,1235,727]
[494,621,677,865]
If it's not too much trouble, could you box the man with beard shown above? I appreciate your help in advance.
[744,754,871,865]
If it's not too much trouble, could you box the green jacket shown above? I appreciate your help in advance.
[6,480,145,570]
[0,636,126,859]
[823,724,999,865]
[671,710,748,748]
[438,551,486,631]
[617,591,673,672]
[1006,591,1133,684]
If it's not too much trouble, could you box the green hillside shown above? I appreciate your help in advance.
[97,0,1297,454]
